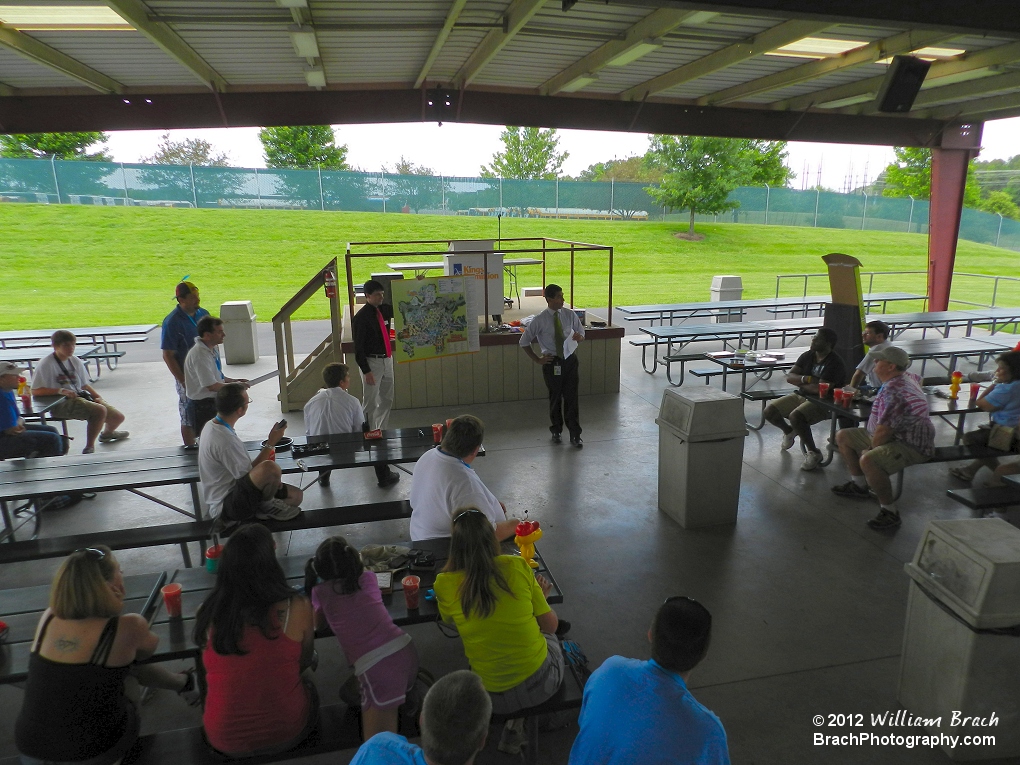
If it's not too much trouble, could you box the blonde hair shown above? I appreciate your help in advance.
[49,546,122,619]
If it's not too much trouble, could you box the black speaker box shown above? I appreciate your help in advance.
[823,302,863,376]
[876,55,931,113]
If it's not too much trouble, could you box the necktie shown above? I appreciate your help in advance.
[376,308,391,357]
[553,310,564,359]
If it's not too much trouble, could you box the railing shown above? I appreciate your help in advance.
[775,271,1020,309]
[271,257,342,411]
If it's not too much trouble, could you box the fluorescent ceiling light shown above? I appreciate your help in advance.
[304,67,326,89]
[560,73,598,92]
[289,27,319,58]
[276,0,308,7]
[683,11,718,26]
[0,5,133,30]
[877,46,967,64]
[817,93,875,108]
[607,39,663,67]
[766,37,868,59]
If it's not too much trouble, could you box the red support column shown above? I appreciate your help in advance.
[927,122,983,311]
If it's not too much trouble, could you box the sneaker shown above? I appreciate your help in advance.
[867,509,901,530]
[255,498,301,521]
[551,431,561,443]
[98,430,129,443]
[570,437,583,449]
[780,432,796,451]
[377,472,400,489]
[82,446,95,455]
[801,451,823,471]
[831,480,870,499]
[497,718,526,756]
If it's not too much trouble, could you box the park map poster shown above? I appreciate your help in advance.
[391,276,478,362]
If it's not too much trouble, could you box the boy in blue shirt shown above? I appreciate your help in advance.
[569,596,730,765]
[0,361,64,460]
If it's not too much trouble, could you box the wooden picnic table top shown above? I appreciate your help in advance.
[0,325,157,342]
[0,429,441,503]
[617,292,924,316]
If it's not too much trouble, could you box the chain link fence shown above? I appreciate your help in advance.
[2,156,1017,251]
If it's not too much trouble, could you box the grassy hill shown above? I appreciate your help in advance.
[1,204,1016,329]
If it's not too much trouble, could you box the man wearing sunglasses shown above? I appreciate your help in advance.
[568,596,730,765]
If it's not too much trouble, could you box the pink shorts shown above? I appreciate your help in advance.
[358,643,419,711]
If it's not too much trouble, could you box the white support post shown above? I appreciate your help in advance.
[764,183,770,225]
[50,154,61,203]
[813,187,819,227]
[908,195,915,232]
[189,163,198,208]
[861,191,868,230]
[318,165,324,211]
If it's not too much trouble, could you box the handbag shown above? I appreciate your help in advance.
[987,424,1017,452]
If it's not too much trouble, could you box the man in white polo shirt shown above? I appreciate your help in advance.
[848,320,893,390]
[185,315,247,437]
[409,415,519,542]
[303,361,399,489]
[198,383,302,525]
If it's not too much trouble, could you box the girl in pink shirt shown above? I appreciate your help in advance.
[304,536,419,740]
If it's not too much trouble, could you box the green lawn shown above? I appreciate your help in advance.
[2,205,1017,330]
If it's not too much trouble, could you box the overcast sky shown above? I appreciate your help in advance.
[103,115,1020,193]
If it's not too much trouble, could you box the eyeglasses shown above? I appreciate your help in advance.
[453,509,483,524]
[75,548,105,559]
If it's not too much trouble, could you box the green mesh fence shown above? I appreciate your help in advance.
[0,157,1016,250]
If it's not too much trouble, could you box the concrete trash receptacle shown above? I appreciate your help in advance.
[220,301,259,364]
[656,387,747,528]
[710,275,743,323]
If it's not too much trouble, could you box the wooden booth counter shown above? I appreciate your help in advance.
[340,325,623,411]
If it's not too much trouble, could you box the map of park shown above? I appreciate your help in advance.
[394,279,470,360]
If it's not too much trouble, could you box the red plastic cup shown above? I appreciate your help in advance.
[446,418,454,429]
[161,583,183,618]
[841,388,854,408]
[817,381,830,398]
[833,388,844,406]
[402,575,421,609]
[432,424,443,444]
[970,382,980,403]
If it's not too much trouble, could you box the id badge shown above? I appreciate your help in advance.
[553,360,562,376]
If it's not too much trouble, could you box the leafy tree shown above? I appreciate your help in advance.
[977,190,1020,220]
[140,133,230,166]
[577,154,663,183]
[645,135,792,234]
[258,126,349,170]
[384,156,444,213]
[881,147,981,206]
[0,131,112,161]
[973,154,1020,208]
[480,127,567,180]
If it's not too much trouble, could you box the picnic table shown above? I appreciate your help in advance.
[871,309,1020,339]
[0,540,563,685]
[0,428,445,541]
[618,292,925,326]
[0,345,99,376]
[387,257,544,309]
[0,324,158,351]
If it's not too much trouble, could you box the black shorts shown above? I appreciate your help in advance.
[221,473,288,523]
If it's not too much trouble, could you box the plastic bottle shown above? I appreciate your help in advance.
[17,376,31,410]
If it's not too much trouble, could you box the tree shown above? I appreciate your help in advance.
[384,156,444,212]
[480,127,567,180]
[973,154,1020,208]
[140,133,231,166]
[977,190,1020,221]
[881,147,981,206]
[576,154,663,183]
[258,126,349,170]
[645,135,792,234]
[0,131,112,161]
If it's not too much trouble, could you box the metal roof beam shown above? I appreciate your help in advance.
[0,23,123,93]
[775,40,1020,111]
[620,18,829,101]
[540,8,702,96]
[927,90,1020,121]
[0,81,14,96]
[105,0,228,92]
[452,0,546,89]
[415,0,469,89]
[698,29,953,106]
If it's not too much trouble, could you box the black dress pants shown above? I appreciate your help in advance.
[542,355,581,439]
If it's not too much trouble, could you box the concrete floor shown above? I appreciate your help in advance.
[2,322,1019,765]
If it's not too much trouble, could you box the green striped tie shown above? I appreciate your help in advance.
[553,311,564,358]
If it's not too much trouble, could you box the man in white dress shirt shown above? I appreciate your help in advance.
[184,316,247,437]
[303,362,399,489]
[848,320,893,390]
[520,283,586,447]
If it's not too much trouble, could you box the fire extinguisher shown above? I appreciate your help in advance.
[323,268,337,299]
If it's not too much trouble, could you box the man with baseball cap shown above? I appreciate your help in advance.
[831,345,934,531]
[0,361,65,460]
[161,279,209,447]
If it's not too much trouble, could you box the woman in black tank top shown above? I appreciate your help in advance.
[15,546,198,764]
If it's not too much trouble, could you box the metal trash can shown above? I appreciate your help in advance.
[220,301,259,364]
[899,518,1020,760]
[710,275,743,323]
[656,387,747,528]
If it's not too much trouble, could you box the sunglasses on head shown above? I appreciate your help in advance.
[75,548,106,560]
[453,509,483,524]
